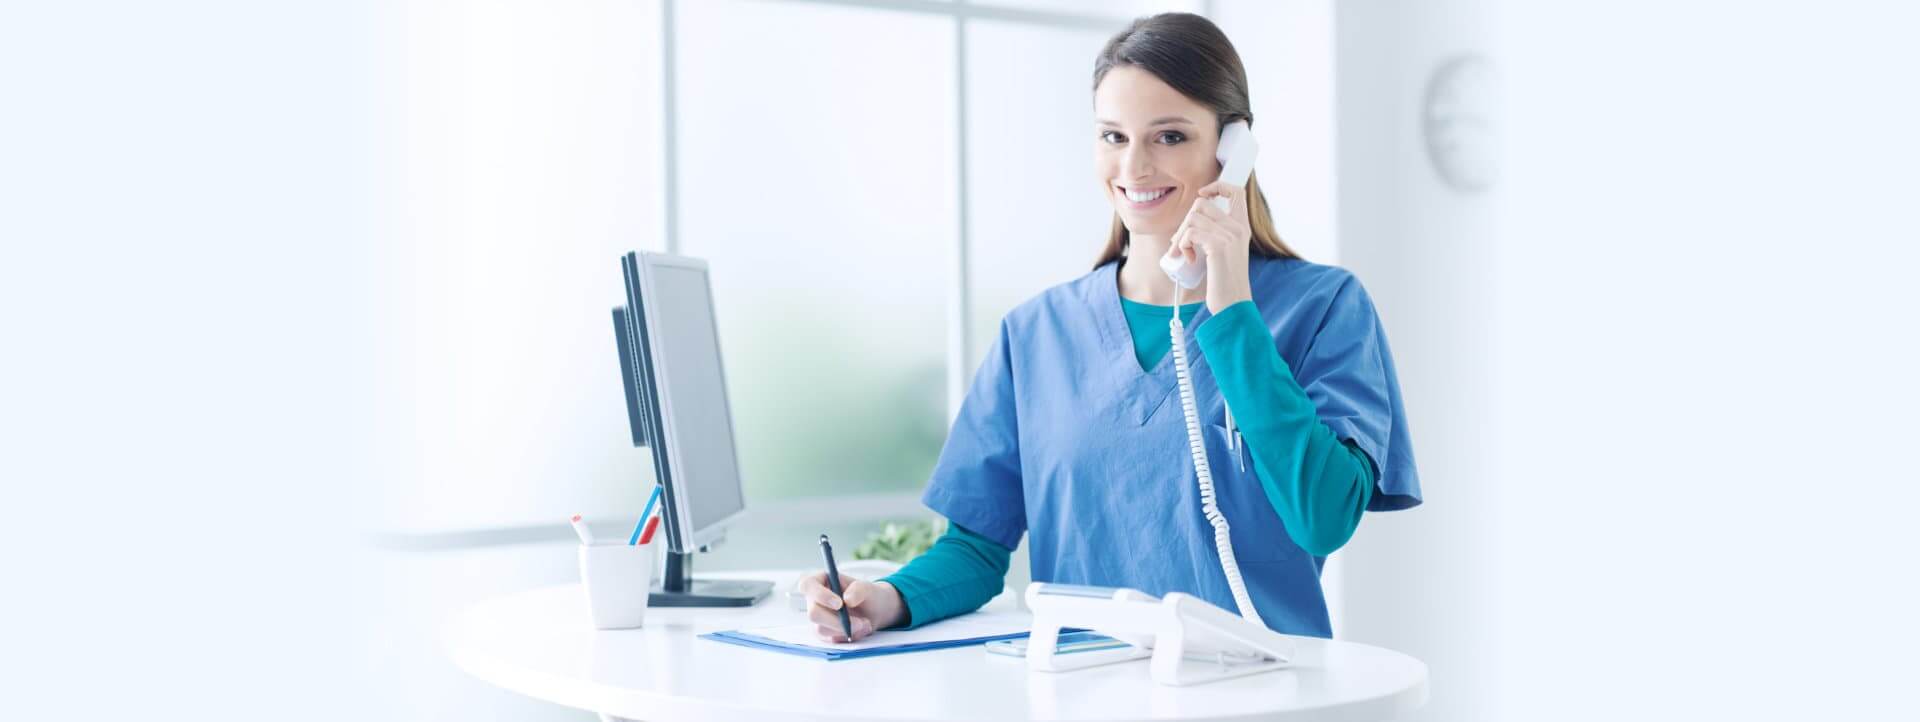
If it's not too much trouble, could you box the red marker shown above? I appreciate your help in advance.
[569,514,595,545]
[637,515,662,545]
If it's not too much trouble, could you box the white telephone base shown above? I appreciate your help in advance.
[1023,583,1322,687]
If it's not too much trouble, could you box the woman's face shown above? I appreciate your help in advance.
[1093,65,1220,240]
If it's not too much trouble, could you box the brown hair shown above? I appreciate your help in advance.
[1091,12,1298,268]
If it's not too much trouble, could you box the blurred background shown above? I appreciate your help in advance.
[2,0,1915,720]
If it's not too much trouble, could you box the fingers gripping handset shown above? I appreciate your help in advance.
[1159,120,1260,290]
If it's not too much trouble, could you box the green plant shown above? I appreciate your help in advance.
[852,517,947,563]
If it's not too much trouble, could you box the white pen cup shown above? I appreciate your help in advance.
[578,540,655,630]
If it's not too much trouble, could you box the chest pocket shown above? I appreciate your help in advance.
[1202,422,1298,563]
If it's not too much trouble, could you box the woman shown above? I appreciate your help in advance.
[798,12,1420,641]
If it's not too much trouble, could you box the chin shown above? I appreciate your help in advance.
[1117,214,1176,238]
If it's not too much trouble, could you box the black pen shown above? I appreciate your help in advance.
[818,534,854,641]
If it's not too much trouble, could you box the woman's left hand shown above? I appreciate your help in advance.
[1168,180,1254,313]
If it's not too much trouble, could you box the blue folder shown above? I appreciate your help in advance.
[698,628,1034,661]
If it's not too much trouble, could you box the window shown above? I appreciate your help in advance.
[378,0,1307,527]
[664,0,1221,501]
[676,0,958,499]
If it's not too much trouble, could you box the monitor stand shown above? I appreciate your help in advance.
[648,550,773,607]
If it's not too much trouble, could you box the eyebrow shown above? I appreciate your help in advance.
[1095,116,1197,127]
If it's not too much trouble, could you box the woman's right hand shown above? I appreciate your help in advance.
[794,571,906,642]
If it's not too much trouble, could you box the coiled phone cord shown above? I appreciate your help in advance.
[1169,287,1266,627]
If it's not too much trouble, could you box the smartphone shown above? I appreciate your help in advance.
[984,630,1131,658]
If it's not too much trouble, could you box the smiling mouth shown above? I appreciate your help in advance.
[1118,185,1175,207]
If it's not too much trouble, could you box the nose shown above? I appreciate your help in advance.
[1119,141,1153,183]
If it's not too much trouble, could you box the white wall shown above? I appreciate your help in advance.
[0,1,386,719]
[374,0,667,535]
[1215,0,1340,267]
[1335,1,1920,720]
[1330,4,1497,720]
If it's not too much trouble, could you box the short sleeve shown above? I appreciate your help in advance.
[1296,275,1422,511]
[920,319,1028,549]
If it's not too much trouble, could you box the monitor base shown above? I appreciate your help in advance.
[648,578,774,608]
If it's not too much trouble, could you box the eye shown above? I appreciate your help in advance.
[1100,130,1126,144]
[1157,131,1186,145]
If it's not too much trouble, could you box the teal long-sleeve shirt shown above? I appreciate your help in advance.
[878,299,1376,629]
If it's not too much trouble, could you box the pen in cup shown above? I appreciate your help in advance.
[570,514,595,545]
[638,514,662,545]
[629,485,662,545]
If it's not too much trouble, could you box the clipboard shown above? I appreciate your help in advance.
[698,611,1034,661]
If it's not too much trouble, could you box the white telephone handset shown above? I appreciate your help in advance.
[1161,120,1265,629]
[1158,120,1260,289]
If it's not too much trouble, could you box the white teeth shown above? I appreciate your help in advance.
[1125,187,1170,203]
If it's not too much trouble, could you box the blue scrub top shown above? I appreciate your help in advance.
[921,255,1421,637]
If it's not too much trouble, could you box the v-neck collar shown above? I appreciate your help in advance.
[1088,259,1216,426]
[1094,258,1216,378]
[1117,297,1203,374]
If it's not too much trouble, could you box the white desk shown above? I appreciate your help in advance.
[444,569,1428,722]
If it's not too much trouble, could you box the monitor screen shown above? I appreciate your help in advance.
[643,261,746,536]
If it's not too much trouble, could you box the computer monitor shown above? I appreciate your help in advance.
[612,251,771,607]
